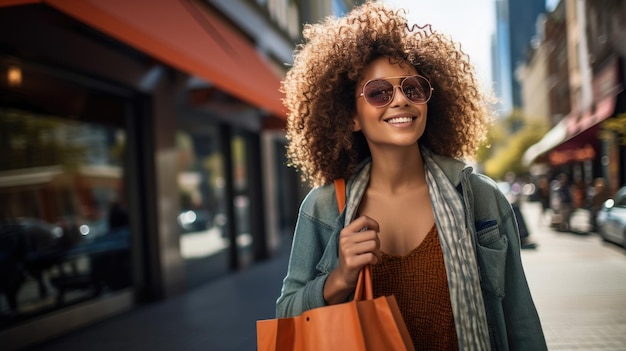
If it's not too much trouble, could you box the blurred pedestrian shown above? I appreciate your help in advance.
[556,173,573,231]
[573,179,587,210]
[590,177,610,232]
[537,176,551,224]
[275,2,547,350]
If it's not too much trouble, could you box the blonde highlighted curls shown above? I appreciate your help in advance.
[283,1,494,187]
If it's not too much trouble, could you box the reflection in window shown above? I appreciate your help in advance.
[175,128,256,285]
[176,129,232,287]
[232,134,253,265]
[0,109,130,329]
[177,130,226,257]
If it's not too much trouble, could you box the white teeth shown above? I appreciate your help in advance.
[386,117,413,124]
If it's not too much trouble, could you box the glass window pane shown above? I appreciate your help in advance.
[0,108,131,329]
[177,129,230,287]
[232,134,253,266]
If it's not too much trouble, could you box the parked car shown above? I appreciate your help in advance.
[596,185,626,250]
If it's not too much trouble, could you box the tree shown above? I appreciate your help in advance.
[477,109,549,180]
[601,113,626,146]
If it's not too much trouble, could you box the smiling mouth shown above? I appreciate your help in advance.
[385,116,415,124]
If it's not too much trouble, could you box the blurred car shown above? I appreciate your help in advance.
[596,185,626,249]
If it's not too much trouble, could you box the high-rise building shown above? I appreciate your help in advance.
[493,0,546,116]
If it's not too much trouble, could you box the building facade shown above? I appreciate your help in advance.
[522,0,626,199]
[520,0,570,170]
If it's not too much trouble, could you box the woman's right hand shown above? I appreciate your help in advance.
[323,215,380,304]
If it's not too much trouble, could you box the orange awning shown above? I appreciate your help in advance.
[2,0,286,118]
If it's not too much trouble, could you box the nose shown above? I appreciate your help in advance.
[390,85,409,106]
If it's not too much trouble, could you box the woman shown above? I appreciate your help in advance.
[276,2,547,350]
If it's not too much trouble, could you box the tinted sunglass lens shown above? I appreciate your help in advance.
[364,80,394,106]
[402,77,429,103]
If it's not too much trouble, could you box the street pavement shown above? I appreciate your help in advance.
[25,202,626,351]
[520,202,626,351]
[26,247,291,351]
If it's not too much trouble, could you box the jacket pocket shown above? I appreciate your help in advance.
[475,223,508,298]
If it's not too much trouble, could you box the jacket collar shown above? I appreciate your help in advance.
[425,148,472,188]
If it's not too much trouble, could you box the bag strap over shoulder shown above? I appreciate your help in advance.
[334,178,346,213]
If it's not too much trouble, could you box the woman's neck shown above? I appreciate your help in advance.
[368,145,426,194]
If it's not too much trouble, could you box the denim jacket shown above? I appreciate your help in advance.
[276,153,547,351]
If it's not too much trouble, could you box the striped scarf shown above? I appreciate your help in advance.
[423,151,491,350]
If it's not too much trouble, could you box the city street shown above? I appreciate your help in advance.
[521,202,626,350]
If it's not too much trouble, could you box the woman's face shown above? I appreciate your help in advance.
[353,57,429,151]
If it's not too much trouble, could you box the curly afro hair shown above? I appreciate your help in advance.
[283,1,495,187]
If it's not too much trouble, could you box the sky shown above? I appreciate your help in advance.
[383,0,497,89]
[383,0,556,91]
[546,0,559,11]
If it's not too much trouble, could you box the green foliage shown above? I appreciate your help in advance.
[601,113,626,145]
[478,109,548,180]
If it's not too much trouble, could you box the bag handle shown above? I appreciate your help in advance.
[354,265,373,301]
[334,178,374,302]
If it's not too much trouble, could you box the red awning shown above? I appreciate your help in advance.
[544,95,617,166]
[522,94,618,166]
[1,0,286,118]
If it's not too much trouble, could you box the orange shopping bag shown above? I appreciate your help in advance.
[256,265,414,351]
[256,179,415,351]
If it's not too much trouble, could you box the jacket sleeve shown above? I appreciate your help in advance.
[275,186,341,318]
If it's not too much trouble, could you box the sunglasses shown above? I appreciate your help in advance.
[358,75,434,108]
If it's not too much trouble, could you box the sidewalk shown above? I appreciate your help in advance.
[30,245,291,351]
[520,202,626,350]
[30,203,626,351]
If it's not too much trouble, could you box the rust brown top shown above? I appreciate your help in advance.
[372,224,459,350]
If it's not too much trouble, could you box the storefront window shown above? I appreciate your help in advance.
[177,129,230,287]
[0,108,130,329]
[176,127,259,286]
